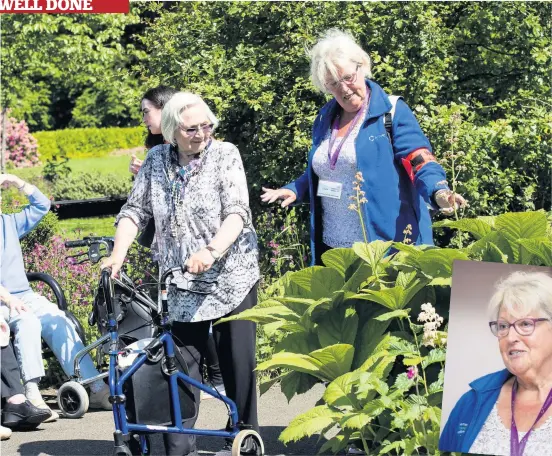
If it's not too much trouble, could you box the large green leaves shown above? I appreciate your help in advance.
[321,248,363,279]
[495,211,548,246]
[317,307,359,347]
[289,266,345,300]
[279,405,341,444]
[353,240,393,272]
[257,344,355,382]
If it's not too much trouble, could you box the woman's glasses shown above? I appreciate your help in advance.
[489,317,549,338]
[325,64,361,90]
[179,123,214,137]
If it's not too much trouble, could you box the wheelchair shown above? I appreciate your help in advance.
[25,271,88,387]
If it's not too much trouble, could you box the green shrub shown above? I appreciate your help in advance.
[52,171,133,200]
[34,126,145,160]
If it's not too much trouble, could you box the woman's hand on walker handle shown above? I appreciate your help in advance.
[186,248,215,274]
[100,255,125,279]
[261,187,297,208]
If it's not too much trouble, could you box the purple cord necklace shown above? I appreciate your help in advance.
[327,93,369,170]
[510,378,552,456]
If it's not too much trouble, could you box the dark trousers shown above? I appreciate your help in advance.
[163,284,259,456]
[1,342,24,400]
[205,331,223,387]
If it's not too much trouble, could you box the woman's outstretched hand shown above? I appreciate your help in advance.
[435,189,468,215]
[260,187,297,208]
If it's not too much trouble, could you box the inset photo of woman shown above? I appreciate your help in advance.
[440,260,552,456]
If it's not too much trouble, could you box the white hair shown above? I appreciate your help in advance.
[161,92,219,145]
[308,28,372,94]
[488,271,552,320]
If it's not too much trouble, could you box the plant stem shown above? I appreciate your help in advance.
[361,433,370,455]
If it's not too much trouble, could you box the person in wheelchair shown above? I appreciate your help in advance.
[102,92,260,456]
[0,173,112,420]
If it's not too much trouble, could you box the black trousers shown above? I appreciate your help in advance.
[1,342,24,400]
[163,283,259,456]
[205,331,223,387]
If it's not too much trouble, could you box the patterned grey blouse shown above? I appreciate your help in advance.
[116,140,260,323]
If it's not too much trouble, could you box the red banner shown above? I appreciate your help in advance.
[0,0,129,13]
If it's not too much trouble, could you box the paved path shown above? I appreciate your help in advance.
[1,385,327,456]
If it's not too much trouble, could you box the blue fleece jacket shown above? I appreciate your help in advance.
[284,80,450,265]
[439,369,513,453]
[0,187,51,297]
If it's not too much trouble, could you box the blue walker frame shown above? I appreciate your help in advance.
[102,267,247,455]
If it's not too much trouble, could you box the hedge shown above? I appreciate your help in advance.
[34,126,145,160]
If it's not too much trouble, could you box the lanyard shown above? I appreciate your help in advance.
[510,378,552,456]
[327,94,369,170]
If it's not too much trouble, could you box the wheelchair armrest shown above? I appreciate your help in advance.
[26,272,68,311]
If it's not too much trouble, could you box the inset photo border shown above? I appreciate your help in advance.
[440,260,552,455]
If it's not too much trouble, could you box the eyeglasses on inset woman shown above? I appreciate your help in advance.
[489,317,550,338]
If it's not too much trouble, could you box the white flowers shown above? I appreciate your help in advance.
[418,303,444,347]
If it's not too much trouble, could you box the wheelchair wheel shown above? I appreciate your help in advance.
[232,430,264,456]
[57,381,89,419]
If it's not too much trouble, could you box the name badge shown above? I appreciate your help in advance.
[317,180,342,199]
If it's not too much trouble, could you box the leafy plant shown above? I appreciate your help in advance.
[43,155,72,182]
[222,210,551,454]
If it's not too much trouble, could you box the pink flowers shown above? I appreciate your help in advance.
[406,366,418,380]
[0,111,40,168]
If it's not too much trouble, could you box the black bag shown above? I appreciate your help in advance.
[123,342,197,426]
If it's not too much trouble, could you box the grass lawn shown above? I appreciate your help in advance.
[58,216,117,239]
[12,151,147,183]
[6,153,142,238]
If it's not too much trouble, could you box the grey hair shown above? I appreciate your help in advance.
[161,92,219,145]
[308,28,372,94]
[488,271,552,321]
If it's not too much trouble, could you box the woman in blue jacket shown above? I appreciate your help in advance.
[261,29,465,265]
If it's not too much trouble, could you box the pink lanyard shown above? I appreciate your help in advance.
[510,378,552,456]
[327,94,369,170]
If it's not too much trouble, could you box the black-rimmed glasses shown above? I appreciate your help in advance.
[489,318,550,338]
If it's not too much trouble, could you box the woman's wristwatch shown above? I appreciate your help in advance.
[206,245,221,261]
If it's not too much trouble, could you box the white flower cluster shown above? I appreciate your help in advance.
[417,303,444,347]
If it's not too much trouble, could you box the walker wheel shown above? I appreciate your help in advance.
[232,429,264,456]
[57,381,89,419]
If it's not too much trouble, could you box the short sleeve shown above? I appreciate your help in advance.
[116,149,155,231]
[218,143,252,227]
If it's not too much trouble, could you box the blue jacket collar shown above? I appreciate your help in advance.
[318,79,392,124]
[470,368,513,393]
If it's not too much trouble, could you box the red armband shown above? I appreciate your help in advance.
[401,148,437,183]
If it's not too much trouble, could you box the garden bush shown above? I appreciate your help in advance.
[52,171,133,200]
[34,126,144,161]
[0,111,40,168]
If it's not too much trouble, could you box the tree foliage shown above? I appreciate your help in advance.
[0,13,144,130]
[134,1,551,222]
